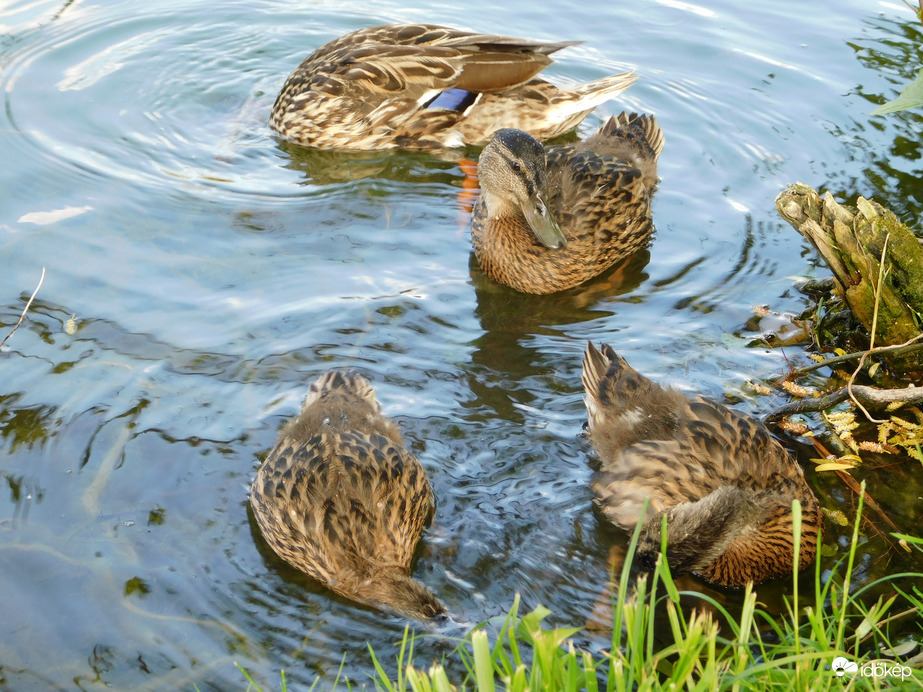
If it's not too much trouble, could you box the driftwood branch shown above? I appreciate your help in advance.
[765,383,923,421]
[0,267,45,350]
[783,338,923,379]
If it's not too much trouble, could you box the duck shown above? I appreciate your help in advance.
[471,112,663,294]
[249,369,445,620]
[270,23,636,150]
[580,342,821,587]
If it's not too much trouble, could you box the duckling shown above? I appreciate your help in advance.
[581,342,820,586]
[471,112,663,294]
[270,23,635,149]
[250,370,445,619]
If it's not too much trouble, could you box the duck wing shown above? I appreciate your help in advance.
[290,24,578,104]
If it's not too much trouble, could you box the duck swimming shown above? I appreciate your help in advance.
[250,370,445,619]
[270,23,635,149]
[581,342,821,587]
[471,112,663,294]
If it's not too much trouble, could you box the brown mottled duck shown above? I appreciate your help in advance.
[581,342,821,587]
[250,370,445,619]
[471,112,663,294]
[270,23,636,149]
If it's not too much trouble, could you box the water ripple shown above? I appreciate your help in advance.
[2,0,922,688]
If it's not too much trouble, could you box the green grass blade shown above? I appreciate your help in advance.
[471,629,495,692]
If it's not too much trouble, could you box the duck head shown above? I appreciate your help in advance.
[357,569,447,621]
[477,128,568,249]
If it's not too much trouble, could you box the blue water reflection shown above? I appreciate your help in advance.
[1,0,921,687]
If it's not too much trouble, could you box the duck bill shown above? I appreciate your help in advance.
[522,194,567,249]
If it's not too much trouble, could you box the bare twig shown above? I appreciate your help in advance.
[0,267,46,350]
[848,234,890,424]
[848,606,920,646]
[782,337,923,379]
[765,383,923,421]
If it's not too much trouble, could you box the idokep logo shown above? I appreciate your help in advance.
[831,656,913,681]
[832,657,858,676]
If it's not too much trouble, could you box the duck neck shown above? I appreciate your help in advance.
[356,568,446,621]
[637,487,819,586]
[635,487,748,570]
[697,500,819,586]
[471,194,574,294]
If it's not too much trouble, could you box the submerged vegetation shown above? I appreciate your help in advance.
[871,0,923,115]
[238,492,923,690]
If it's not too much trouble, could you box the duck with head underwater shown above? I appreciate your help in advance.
[581,342,821,587]
[250,370,445,620]
[471,112,663,294]
[269,23,636,150]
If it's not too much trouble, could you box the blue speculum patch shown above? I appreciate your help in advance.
[424,87,478,112]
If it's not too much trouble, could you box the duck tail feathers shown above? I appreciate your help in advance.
[564,72,636,109]
[581,342,630,405]
[303,369,378,410]
[599,112,665,158]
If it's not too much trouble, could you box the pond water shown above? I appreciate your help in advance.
[1,0,922,688]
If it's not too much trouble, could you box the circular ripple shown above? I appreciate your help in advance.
[1,3,303,200]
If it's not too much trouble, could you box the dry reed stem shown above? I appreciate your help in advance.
[0,267,45,350]
[847,235,890,423]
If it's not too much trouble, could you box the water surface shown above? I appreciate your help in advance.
[1,0,922,688]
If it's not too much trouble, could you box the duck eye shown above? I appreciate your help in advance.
[511,161,521,172]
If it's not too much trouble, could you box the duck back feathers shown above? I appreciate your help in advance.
[545,113,661,244]
[250,370,444,619]
[581,343,821,586]
[270,24,635,149]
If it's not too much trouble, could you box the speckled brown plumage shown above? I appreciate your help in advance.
[471,113,663,294]
[270,23,636,150]
[581,342,821,587]
[249,370,444,619]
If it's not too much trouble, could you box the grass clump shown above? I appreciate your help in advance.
[371,489,922,691]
